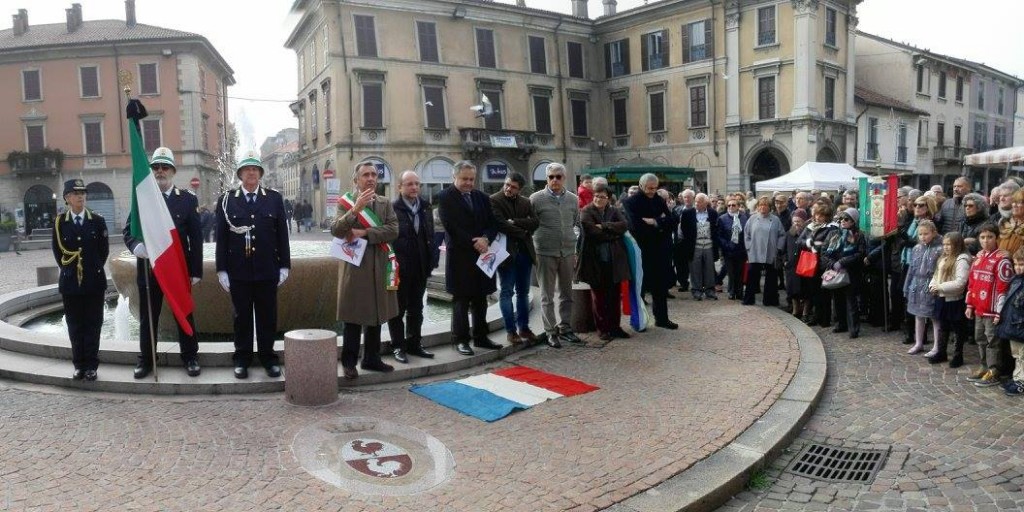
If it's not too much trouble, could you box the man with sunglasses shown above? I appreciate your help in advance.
[530,163,583,347]
[123,147,203,379]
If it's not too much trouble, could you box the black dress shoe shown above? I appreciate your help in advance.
[832,326,848,333]
[665,292,676,299]
[655,320,679,330]
[84,370,97,381]
[133,363,152,380]
[406,347,435,359]
[949,354,964,368]
[611,328,631,339]
[393,349,409,364]
[265,365,282,378]
[361,360,394,373]
[455,343,475,356]
[560,331,584,344]
[473,339,504,350]
[185,359,201,377]
[928,353,948,364]
[545,334,562,349]
[343,366,359,380]
[72,369,85,380]
[234,366,249,379]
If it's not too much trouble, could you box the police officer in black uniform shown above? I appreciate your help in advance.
[52,179,109,381]
[215,150,291,379]
[124,147,204,379]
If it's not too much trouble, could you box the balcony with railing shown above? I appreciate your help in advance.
[6,148,64,175]
[932,145,972,164]
[459,128,541,158]
[647,53,665,70]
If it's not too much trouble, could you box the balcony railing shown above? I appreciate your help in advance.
[6,148,64,175]
[459,128,539,157]
[647,53,665,70]
[932,145,972,163]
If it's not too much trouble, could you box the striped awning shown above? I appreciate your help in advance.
[964,146,1024,166]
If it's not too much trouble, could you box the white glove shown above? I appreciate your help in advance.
[132,243,149,259]
[217,271,230,292]
[279,268,290,287]
[191,277,201,286]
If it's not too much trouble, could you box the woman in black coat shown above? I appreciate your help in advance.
[798,202,838,327]
[576,185,631,341]
[821,208,868,338]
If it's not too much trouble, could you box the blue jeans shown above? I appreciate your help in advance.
[498,251,532,334]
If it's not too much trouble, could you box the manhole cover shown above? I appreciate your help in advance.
[292,417,455,496]
[786,444,888,483]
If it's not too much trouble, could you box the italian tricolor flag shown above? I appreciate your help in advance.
[127,112,195,335]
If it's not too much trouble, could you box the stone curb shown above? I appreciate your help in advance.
[605,307,827,512]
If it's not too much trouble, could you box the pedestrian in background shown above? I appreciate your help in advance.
[679,193,718,301]
[718,198,748,301]
[743,196,786,307]
[52,179,109,382]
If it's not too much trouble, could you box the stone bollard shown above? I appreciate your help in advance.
[36,266,60,286]
[284,329,339,406]
[570,282,595,333]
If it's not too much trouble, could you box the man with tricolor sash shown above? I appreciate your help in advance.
[215,150,291,379]
[332,161,401,380]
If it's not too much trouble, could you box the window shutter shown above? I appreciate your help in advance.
[622,39,630,74]
[604,43,612,78]
[660,30,669,67]
[682,25,690,63]
[640,35,649,72]
[705,20,713,58]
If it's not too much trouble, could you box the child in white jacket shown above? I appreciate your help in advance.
[926,232,972,365]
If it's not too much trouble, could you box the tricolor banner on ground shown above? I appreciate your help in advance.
[126,101,195,335]
[410,366,600,422]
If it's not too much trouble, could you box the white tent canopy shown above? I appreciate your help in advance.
[964,146,1024,167]
[755,162,869,192]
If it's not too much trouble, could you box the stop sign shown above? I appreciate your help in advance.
[190,177,200,188]
[323,169,335,179]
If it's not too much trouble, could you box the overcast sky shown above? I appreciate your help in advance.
[8,0,1022,152]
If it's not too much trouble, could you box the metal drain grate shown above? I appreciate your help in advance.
[786,444,888,483]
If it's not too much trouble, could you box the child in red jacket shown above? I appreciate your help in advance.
[965,224,1014,388]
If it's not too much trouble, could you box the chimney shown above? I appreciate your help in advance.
[125,0,136,28]
[603,0,617,16]
[66,3,82,32]
[12,9,28,35]
[516,0,526,6]
[570,0,588,18]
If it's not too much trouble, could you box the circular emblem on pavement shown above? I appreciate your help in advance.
[292,417,454,496]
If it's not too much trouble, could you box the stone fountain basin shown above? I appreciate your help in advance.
[110,252,341,335]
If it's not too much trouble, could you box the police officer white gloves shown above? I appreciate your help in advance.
[279,268,289,287]
[132,243,148,259]
[217,271,230,292]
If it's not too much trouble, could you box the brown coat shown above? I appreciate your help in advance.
[331,196,399,325]
[575,204,631,288]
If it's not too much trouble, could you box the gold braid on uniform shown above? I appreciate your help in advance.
[54,215,84,286]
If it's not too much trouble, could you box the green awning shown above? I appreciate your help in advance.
[583,163,695,182]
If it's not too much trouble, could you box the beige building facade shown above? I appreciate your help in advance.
[286,0,860,211]
[0,2,233,234]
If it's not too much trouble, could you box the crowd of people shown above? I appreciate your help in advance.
[53,146,1024,397]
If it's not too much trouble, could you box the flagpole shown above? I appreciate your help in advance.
[143,259,160,382]
[122,72,159,382]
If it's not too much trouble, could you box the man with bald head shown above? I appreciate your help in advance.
[387,170,438,364]
[939,177,971,234]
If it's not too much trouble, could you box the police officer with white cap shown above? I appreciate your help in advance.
[123,147,204,378]
[215,149,291,379]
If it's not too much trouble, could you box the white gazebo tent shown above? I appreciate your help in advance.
[754,162,870,192]
[964,146,1024,192]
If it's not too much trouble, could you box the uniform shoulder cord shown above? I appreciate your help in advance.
[54,215,84,285]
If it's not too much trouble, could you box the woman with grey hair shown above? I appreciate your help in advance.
[959,192,989,255]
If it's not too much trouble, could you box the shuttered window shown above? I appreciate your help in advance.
[354,15,378,57]
[417,22,439,62]
[683,20,713,63]
[80,66,99,98]
[529,36,547,74]
[476,29,496,68]
[22,70,41,101]
[567,42,584,78]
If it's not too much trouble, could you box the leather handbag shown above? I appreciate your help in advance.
[795,250,818,278]
[821,269,851,289]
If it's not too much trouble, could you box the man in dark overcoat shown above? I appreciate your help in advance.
[438,161,502,356]
[623,173,678,329]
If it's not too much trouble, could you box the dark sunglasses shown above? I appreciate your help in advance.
[547,175,564,181]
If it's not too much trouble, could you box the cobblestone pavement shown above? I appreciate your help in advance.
[0,282,798,510]
[717,319,1024,512]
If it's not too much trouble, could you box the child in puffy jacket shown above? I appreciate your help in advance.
[965,223,1013,388]
[996,247,1024,396]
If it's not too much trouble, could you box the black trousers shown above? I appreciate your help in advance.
[744,263,779,306]
[672,242,690,289]
[342,323,384,368]
[137,279,199,366]
[387,271,427,352]
[831,287,861,333]
[228,279,280,367]
[724,255,746,298]
[452,294,488,343]
[62,292,104,371]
